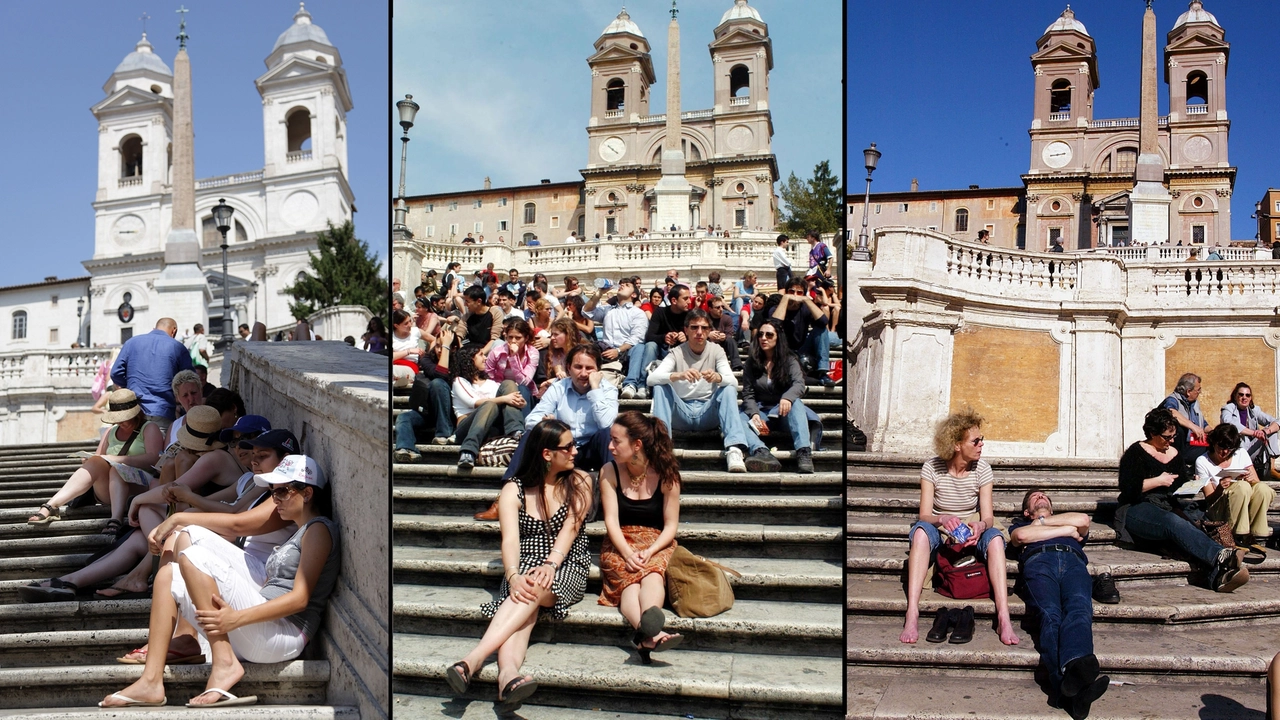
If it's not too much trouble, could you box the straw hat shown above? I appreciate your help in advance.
[176,406,228,451]
[101,388,143,425]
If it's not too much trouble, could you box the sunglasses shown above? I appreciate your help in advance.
[1158,432,1177,441]
[970,437,985,446]
[269,482,309,501]
[758,331,777,339]
[551,443,576,454]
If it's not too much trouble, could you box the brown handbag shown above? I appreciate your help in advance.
[1198,519,1235,548]
[665,546,742,618]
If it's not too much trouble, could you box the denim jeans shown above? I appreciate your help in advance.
[740,400,812,453]
[501,426,614,481]
[394,410,428,452]
[650,384,749,450]
[455,380,525,455]
[395,378,454,450]
[623,342,658,391]
[1124,500,1224,580]
[1021,547,1094,689]
[907,520,1004,563]
[800,326,831,375]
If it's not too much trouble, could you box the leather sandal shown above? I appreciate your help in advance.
[445,660,471,695]
[925,608,956,643]
[497,675,538,705]
[27,504,60,526]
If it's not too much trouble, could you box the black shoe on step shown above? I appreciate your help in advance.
[948,606,975,644]
[1066,675,1110,720]
[1061,653,1100,698]
[1091,573,1120,604]
[925,608,955,643]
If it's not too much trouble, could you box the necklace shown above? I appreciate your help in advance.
[625,458,648,489]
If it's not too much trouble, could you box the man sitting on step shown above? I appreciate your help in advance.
[647,309,754,474]
[1009,489,1110,720]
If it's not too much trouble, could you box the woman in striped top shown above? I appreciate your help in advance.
[899,410,1019,646]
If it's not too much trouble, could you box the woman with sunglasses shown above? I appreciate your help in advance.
[1116,407,1248,594]
[99,453,338,708]
[598,411,683,664]
[899,410,1018,646]
[1220,382,1280,481]
[446,418,592,706]
[739,318,818,474]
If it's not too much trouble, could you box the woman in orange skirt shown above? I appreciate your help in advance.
[599,410,683,664]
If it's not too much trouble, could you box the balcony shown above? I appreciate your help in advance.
[729,96,750,107]
[604,109,623,119]
[1088,116,1169,129]
[286,150,312,163]
[197,170,264,190]
[1048,111,1071,122]
[1186,104,1208,116]
[118,176,142,188]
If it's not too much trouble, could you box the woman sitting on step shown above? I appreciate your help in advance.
[899,410,1019,646]
[99,454,339,709]
[1194,423,1274,561]
[738,318,819,475]
[27,388,163,533]
[598,411,684,663]
[452,344,527,471]
[446,418,592,706]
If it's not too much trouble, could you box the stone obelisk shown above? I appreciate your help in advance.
[1127,0,1171,245]
[154,8,212,329]
[653,1,692,232]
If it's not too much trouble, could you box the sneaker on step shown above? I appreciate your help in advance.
[634,387,647,400]
[725,447,747,473]
[795,447,815,474]
[1091,572,1120,604]
[393,448,420,463]
[744,447,781,473]
[431,436,451,446]
[621,385,637,399]
[458,451,476,471]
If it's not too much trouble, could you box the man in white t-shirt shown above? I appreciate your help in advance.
[185,324,210,369]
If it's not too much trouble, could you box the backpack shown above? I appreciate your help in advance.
[478,435,520,467]
[665,546,742,618]
[933,544,990,600]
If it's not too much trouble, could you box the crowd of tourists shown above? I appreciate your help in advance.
[896,370,1280,719]
[21,317,340,709]
[393,233,839,704]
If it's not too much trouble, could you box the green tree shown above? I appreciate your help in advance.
[284,221,387,321]
[778,160,842,234]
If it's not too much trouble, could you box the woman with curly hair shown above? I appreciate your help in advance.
[564,294,594,338]
[598,411,683,663]
[532,316,583,397]
[451,344,527,471]
[446,418,592,706]
[900,410,1018,646]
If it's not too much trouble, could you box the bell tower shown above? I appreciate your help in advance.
[587,9,655,130]
[710,0,772,116]
[1028,7,1098,171]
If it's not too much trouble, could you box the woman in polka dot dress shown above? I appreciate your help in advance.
[445,418,592,706]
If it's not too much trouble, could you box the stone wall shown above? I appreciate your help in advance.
[222,341,388,719]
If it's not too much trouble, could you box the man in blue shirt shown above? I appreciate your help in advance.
[1010,490,1111,720]
[110,317,194,434]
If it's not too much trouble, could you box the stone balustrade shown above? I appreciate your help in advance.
[0,348,113,445]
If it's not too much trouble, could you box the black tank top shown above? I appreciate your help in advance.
[612,461,664,530]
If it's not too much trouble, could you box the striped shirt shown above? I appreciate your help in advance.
[921,457,993,516]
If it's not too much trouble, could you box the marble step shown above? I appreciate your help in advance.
[393,584,841,657]
[396,487,842,526]
[0,707,357,720]
[394,694,675,720]
[0,533,113,560]
[395,514,843,560]
[393,546,842,604]
[393,465,841,494]
[393,633,841,719]
[0,597,151,634]
[400,447,846,472]
[0,552,97,581]
[0,517,113,540]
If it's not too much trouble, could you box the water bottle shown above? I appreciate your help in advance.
[594,278,613,291]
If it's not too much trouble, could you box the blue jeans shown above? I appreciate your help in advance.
[1124,500,1224,581]
[394,378,454,451]
[740,400,812,453]
[1021,547,1094,689]
[650,384,749,451]
[455,380,526,455]
[501,426,614,481]
[623,342,657,391]
[394,410,428,452]
[800,326,831,375]
[907,520,1003,563]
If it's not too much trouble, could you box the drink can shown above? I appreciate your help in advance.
[948,522,973,544]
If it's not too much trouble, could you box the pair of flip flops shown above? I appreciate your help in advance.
[18,578,77,603]
[97,690,257,708]
[95,584,151,600]
[444,661,538,706]
[117,646,206,665]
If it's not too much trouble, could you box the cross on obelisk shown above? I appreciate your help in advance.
[176,5,189,48]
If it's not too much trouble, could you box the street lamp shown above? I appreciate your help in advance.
[394,94,420,230]
[212,198,235,346]
[853,142,881,261]
[76,297,85,347]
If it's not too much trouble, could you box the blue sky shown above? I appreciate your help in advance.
[847,1,1276,241]
[393,0,841,197]
[0,1,389,288]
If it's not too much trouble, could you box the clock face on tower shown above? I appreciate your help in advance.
[599,137,626,164]
[1042,141,1073,169]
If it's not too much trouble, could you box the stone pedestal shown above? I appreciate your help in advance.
[1128,180,1171,246]
[654,159,692,231]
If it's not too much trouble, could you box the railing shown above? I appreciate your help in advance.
[945,240,1078,292]
[1049,111,1071,122]
[1093,246,1267,263]
[197,170,264,190]
[1186,104,1208,115]
[729,96,750,107]
[0,348,112,388]
[286,150,313,163]
[1147,264,1280,298]
[1088,116,1169,129]
[638,109,716,124]
[118,176,142,188]
[604,109,623,118]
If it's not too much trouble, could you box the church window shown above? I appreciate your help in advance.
[49,327,58,344]
[1115,148,1138,174]
[1049,227,1062,247]
[120,135,143,178]
[735,183,745,194]
[1192,196,1205,209]
[1050,79,1072,116]
[730,65,750,97]
[606,216,617,234]
[499,220,508,231]
[650,140,702,164]
[954,208,969,232]
[11,311,26,340]
[523,203,537,225]
[286,107,312,153]
[1100,154,1112,172]
[236,220,247,244]
[606,79,625,112]
[201,215,220,248]
[734,208,747,228]
[120,327,133,343]
[1186,71,1209,106]
[1192,225,1206,244]
[1051,200,1062,212]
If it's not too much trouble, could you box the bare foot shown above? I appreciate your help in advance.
[640,631,675,649]
[95,575,150,598]
[189,656,245,705]
[899,610,920,643]
[997,618,1019,646]
[101,677,164,707]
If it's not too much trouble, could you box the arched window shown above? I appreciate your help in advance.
[235,220,248,244]
[286,107,312,153]
[522,202,536,225]
[522,232,536,244]
[201,216,220,248]
[1050,79,1072,115]
[11,310,26,340]
[606,79,625,111]
[729,64,750,97]
[650,139,702,164]
[1186,71,1208,106]
[120,135,143,178]
[954,208,969,233]
[1115,147,1138,174]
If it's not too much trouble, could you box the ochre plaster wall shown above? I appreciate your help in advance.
[1165,338,1277,427]
[950,326,1060,442]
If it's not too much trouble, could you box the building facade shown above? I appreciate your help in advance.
[1257,189,1280,245]
[847,186,1027,250]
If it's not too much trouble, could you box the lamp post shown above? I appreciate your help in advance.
[394,94,420,231]
[853,143,881,261]
[76,297,84,347]
[212,198,235,346]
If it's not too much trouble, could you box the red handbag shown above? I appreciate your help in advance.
[934,545,991,600]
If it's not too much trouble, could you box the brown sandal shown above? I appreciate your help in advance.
[28,504,60,526]
[445,660,471,695]
[498,675,538,705]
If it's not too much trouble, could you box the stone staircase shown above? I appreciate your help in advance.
[392,353,845,718]
[0,441,356,718]
[846,453,1279,719]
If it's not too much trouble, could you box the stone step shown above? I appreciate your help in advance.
[395,488,842,526]
[0,505,107,526]
[393,546,843,604]
[0,533,113,560]
[844,487,1280,518]
[401,447,846,472]
[393,693,674,719]
[393,633,842,719]
[392,465,842,494]
[846,674,1263,720]
[416,427,842,453]
[0,707,358,720]
[844,615,1271,684]
[393,585,842,657]
[0,553,96,581]
[0,627,149,667]
[845,574,1280,627]
[0,598,151,634]
[0,485,70,501]
[394,515,842,560]
[0,517,113,540]
[0,660,331,709]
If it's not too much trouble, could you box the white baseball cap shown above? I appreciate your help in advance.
[254,454,327,489]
